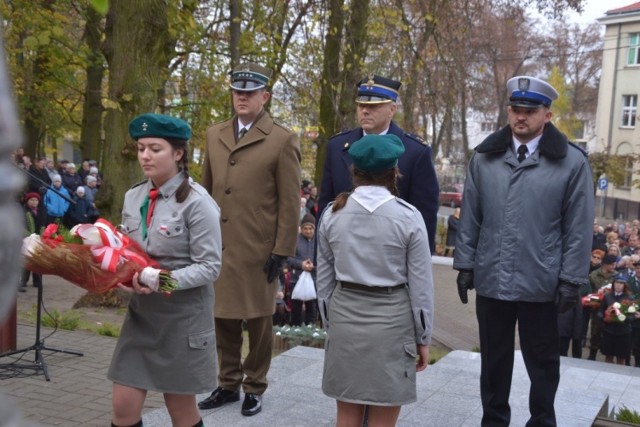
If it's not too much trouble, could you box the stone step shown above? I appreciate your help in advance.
[144,347,640,426]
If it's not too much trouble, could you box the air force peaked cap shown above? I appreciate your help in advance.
[348,134,405,172]
[230,62,272,91]
[129,113,191,141]
[356,75,401,104]
[507,76,558,108]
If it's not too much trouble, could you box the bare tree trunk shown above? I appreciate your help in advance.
[460,81,470,161]
[315,0,344,188]
[99,0,174,221]
[80,5,105,163]
[337,0,370,130]
[22,0,55,159]
[229,0,241,69]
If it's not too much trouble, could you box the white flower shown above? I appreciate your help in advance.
[629,305,637,314]
[613,302,621,309]
[618,314,626,322]
[72,224,102,246]
[21,233,42,257]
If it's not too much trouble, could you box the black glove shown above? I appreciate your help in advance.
[556,280,580,314]
[264,254,287,283]
[456,270,474,304]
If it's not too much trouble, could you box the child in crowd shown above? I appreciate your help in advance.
[44,174,70,226]
[273,269,291,326]
[287,214,317,326]
[599,274,639,365]
[69,186,92,226]
[20,192,44,291]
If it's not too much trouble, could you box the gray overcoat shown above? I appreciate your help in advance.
[453,123,594,301]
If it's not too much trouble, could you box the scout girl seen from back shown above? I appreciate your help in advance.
[316,134,434,427]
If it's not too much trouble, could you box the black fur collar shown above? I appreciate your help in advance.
[475,122,568,159]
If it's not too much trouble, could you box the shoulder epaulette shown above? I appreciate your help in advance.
[329,129,351,140]
[273,121,295,134]
[568,141,588,157]
[129,179,148,190]
[395,197,415,210]
[405,133,429,146]
[207,118,232,129]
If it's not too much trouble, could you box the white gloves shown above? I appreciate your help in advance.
[139,267,161,292]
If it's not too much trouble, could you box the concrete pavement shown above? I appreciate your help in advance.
[1,260,638,426]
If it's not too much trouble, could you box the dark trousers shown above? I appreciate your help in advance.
[291,300,317,326]
[21,270,42,288]
[476,296,560,427]
[215,316,272,395]
[559,336,582,359]
[631,327,640,361]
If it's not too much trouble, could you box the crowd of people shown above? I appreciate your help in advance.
[12,150,103,291]
[576,220,640,367]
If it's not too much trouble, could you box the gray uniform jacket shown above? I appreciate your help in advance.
[453,123,594,302]
[108,172,222,393]
[316,193,434,345]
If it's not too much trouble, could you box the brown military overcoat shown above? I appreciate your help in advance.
[202,111,301,319]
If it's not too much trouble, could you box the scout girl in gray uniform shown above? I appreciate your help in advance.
[108,113,222,427]
[316,134,434,427]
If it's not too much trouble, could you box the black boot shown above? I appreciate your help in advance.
[635,356,640,368]
[588,349,597,361]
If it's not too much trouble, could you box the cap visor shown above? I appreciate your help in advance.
[230,80,266,91]
[509,100,544,108]
[355,95,394,104]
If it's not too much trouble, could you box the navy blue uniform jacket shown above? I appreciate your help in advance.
[318,121,439,254]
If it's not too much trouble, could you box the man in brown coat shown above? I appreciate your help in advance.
[199,62,301,416]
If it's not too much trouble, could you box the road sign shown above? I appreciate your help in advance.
[598,178,608,191]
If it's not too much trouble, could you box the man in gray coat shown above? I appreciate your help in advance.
[453,76,594,427]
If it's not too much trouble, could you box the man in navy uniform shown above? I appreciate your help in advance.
[318,75,439,253]
[454,76,594,426]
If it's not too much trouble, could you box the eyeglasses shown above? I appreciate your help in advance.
[592,255,602,260]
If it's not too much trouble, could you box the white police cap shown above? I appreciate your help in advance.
[507,76,558,108]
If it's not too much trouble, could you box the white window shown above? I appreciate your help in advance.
[480,122,493,132]
[624,157,633,188]
[622,95,637,128]
[628,33,640,65]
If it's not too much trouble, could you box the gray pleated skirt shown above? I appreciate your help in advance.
[322,283,417,406]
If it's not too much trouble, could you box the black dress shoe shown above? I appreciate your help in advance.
[241,393,262,416]
[197,387,240,410]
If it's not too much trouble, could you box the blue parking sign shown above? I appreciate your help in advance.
[598,178,608,191]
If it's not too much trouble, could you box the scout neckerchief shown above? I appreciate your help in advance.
[140,188,159,240]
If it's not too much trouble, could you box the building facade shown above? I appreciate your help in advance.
[596,2,640,220]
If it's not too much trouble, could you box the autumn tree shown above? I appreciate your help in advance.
[1,0,87,160]
[99,0,176,218]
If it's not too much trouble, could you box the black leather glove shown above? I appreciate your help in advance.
[556,280,580,314]
[264,254,287,283]
[456,270,474,304]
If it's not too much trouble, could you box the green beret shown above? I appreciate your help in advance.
[348,134,405,172]
[128,113,191,141]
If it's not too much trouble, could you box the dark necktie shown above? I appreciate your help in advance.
[140,188,159,239]
[238,127,248,140]
[517,145,528,163]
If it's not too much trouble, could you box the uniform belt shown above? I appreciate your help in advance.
[339,281,406,293]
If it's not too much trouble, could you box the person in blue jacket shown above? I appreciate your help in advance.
[318,75,439,254]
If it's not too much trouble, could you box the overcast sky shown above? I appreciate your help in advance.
[568,0,639,25]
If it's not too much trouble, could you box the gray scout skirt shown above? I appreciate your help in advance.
[322,283,418,406]
[108,285,216,394]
